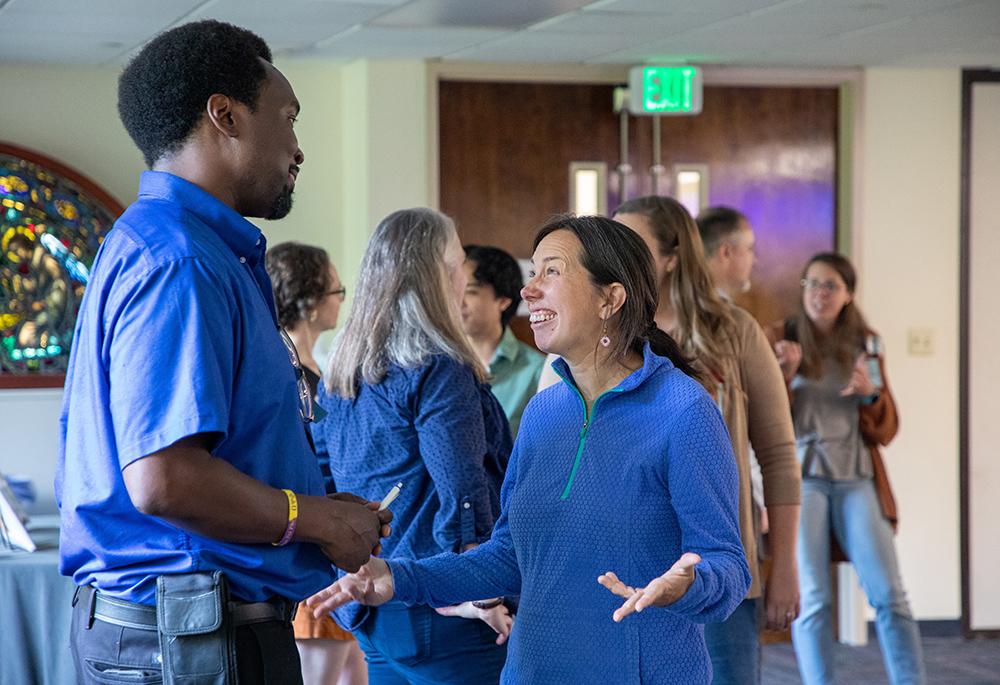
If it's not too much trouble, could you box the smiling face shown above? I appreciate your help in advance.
[802,260,852,333]
[522,230,608,363]
[235,60,304,220]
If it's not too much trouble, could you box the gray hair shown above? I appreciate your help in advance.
[324,208,486,397]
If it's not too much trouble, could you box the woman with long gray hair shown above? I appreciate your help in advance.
[312,208,512,685]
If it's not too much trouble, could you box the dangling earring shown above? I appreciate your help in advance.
[600,317,610,347]
[309,310,318,322]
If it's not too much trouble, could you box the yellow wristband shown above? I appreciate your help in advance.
[272,489,298,547]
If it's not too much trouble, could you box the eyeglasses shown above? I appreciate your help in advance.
[279,328,314,424]
[328,286,346,298]
[801,279,844,294]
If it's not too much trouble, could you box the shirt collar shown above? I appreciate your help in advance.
[552,342,672,393]
[492,327,521,365]
[137,171,265,266]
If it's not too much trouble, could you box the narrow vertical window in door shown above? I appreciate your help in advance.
[569,162,607,217]
[674,164,709,219]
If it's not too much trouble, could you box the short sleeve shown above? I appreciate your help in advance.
[107,258,235,467]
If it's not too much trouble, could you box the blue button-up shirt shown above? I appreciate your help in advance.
[56,171,333,605]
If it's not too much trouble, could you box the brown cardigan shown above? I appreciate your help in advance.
[714,306,801,598]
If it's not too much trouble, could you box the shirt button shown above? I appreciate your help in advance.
[463,502,471,509]
[239,257,246,263]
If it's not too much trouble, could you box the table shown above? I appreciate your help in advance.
[0,518,78,685]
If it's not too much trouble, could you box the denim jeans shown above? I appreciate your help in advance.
[791,478,926,685]
[354,603,506,685]
[703,597,760,684]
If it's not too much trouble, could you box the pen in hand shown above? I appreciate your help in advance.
[378,482,403,511]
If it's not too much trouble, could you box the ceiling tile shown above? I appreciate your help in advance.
[447,29,664,63]
[301,26,510,60]
[0,0,996,68]
[370,0,592,29]
[186,0,387,51]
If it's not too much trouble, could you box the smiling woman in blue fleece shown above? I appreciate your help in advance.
[309,214,751,684]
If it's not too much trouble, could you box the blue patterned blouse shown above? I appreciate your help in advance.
[311,354,512,630]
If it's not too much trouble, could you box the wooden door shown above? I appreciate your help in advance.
[439,80,838,328]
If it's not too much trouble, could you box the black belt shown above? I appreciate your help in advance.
[75,584,297,632]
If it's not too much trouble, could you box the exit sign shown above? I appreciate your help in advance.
[628,66,703,116]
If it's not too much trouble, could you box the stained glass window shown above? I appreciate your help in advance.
[1,144,122,380]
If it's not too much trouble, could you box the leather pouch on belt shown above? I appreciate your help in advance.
[156,571,237,685]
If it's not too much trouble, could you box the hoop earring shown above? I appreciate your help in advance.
[600,317,610,347]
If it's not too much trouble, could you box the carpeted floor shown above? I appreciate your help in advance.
[761,636,1000,684]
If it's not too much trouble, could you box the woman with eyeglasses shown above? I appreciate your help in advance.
[612,196,801,685]
[770,253,926,685]
[309,208,513,685]
[267,242,347,399]
[265,242,364,685]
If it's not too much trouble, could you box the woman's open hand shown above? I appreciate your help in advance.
[598,552,701,622]
[306,557,394,618]
[435,601,513,644]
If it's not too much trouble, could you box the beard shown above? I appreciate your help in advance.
[265,185,294,220]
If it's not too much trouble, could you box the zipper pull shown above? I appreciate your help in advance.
[580,419,589,437]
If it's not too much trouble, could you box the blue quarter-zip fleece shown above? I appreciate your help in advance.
[389,344,751,684]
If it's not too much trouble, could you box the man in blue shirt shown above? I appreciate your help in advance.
[460,245,545,438]
[56,20,390,685]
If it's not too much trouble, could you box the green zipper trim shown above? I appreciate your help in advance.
[553,365,623,500]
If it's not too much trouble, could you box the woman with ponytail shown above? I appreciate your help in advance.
[308,214,750,684]
[614,196,801,685]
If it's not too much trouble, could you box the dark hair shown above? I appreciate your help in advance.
[463,245,523,330]
[614,195,734,378]
[696,206,748,257]
[532,215,701,382]
[265,242,333,329]
[118,20,273,168]
[790,252,869,378]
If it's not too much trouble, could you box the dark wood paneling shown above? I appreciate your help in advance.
[440,81,624,259]
[439,81,838,326]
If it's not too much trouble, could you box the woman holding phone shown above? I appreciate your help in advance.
[771,252,925,685]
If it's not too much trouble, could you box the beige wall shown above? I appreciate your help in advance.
[0,60,965,620]
[853,68,962,620]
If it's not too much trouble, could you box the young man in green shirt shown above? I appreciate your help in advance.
[461,245,546,438]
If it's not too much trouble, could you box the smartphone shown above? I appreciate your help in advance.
[865,334,883,390]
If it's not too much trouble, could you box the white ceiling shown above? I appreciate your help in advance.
[1,0,998,69]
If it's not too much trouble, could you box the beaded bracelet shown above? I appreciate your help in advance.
[272,489,298,547]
